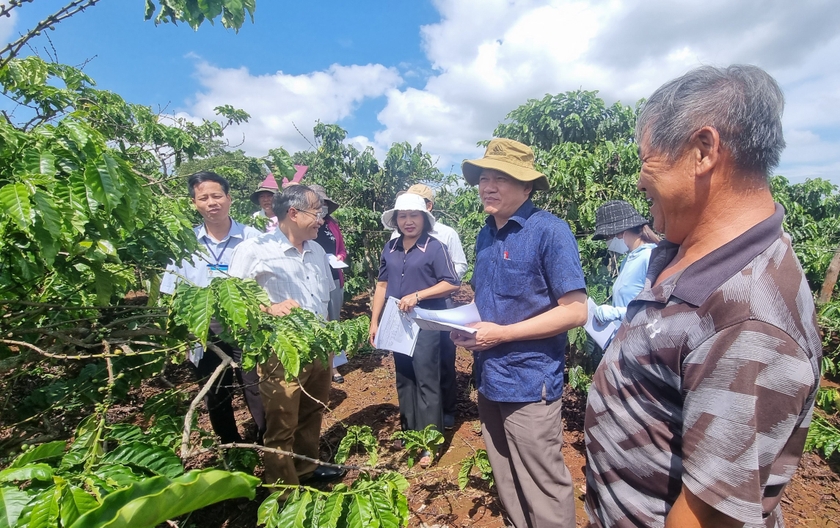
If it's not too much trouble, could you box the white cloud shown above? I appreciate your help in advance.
[183,60,402,155]
[0,10,17,45]
[372,0,840,184]
[180,0,840,185]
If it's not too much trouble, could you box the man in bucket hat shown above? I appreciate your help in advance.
[452,138,587,527]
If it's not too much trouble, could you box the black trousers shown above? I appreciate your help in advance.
[440,331,457,416]
[194,332,266,444]
[393,329,443,433]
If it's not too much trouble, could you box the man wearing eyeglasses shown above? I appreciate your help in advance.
[229,185,344,486]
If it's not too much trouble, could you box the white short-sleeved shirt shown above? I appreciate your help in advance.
[160,219,260,294]
[228,228,334,319]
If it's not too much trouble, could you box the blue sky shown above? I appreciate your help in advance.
[3,1,840,185]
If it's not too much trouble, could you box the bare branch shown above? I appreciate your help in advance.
[0,338,170,360]
[206,342,239,369]
[0,0,104,68]
[292,121,317,150]
[180,352,232,458]
[0,1,36,20]
[296,374,331,414]
[214,442,369,474]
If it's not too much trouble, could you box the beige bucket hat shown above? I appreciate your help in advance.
[462,138,549,190]
[406,183,435,203]
[307,184,339,215]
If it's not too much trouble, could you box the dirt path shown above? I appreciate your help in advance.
[183,342,840,527]
[175,289,840,527]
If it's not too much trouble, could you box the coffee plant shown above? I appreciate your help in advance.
[3,1,840,526]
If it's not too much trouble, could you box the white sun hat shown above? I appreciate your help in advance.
[381,193,436,230]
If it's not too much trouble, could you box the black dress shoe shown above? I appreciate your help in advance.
[303,465,346,483]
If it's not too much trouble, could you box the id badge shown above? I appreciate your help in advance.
[208,264,229,278]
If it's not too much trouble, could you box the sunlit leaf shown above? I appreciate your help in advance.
[69,469,258,528]
[9,441,66,469]
[0,183,32,231]
[101,442,183,478]
[0,486,32,528]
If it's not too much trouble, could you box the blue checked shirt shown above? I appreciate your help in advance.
[471,200,586,403]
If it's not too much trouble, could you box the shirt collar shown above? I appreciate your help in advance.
[390,231,431,253]
[651,203,785,306]
[484,199,538,234]
[195,218,246,244]
[271,227,314,255]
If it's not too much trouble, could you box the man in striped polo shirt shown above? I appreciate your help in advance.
[584,65,822,528]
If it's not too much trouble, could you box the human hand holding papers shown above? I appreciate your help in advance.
[328,254,348,269]
[373,297,419,356]
[584,297,620,349]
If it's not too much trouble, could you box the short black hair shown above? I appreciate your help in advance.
[187,171,230,198]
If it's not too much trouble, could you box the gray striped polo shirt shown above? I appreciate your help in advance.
[584,204,822,528]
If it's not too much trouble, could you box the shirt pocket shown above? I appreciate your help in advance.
[493,259,534,298]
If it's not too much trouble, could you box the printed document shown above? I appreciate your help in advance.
[328,254,349,269]
[583,297,621,349]
[374,296,419,356]
[412,303,481,334]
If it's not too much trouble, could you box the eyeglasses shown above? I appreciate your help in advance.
[293,208,325,221]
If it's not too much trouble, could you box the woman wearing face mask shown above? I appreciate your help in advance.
[592,200,660,325]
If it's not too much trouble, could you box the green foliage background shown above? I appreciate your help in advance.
[2,1,840,526]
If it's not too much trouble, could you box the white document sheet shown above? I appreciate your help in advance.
[332,350,348,367]
[374,296,419,356]
[583,297,621,349]
[328,254,349,269]
[412,303,481,334]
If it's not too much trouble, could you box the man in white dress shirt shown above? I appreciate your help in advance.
[160,171,266,444]
[229,185,344,485]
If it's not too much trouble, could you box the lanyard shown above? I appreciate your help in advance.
[203,233,232,265]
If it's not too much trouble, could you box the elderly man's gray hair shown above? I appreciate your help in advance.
[273,185,321,221]
[636,64,786,179]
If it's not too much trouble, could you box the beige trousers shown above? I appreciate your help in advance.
[258,356,331,485]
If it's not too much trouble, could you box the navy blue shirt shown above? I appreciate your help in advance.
[378,232,460,310]
[472,200,586,403]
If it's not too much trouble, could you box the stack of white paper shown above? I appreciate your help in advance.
[412,303,481,334]
[373,297,419,356]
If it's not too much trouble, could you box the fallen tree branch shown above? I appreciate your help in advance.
[180,347,233,458]
[214,442,368,474]
[0,338,171,360]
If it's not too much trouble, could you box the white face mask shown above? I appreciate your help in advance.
[607,234,629,254]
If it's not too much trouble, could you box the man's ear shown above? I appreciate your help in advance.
[522,181,533,195]
[692,126,721,177]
